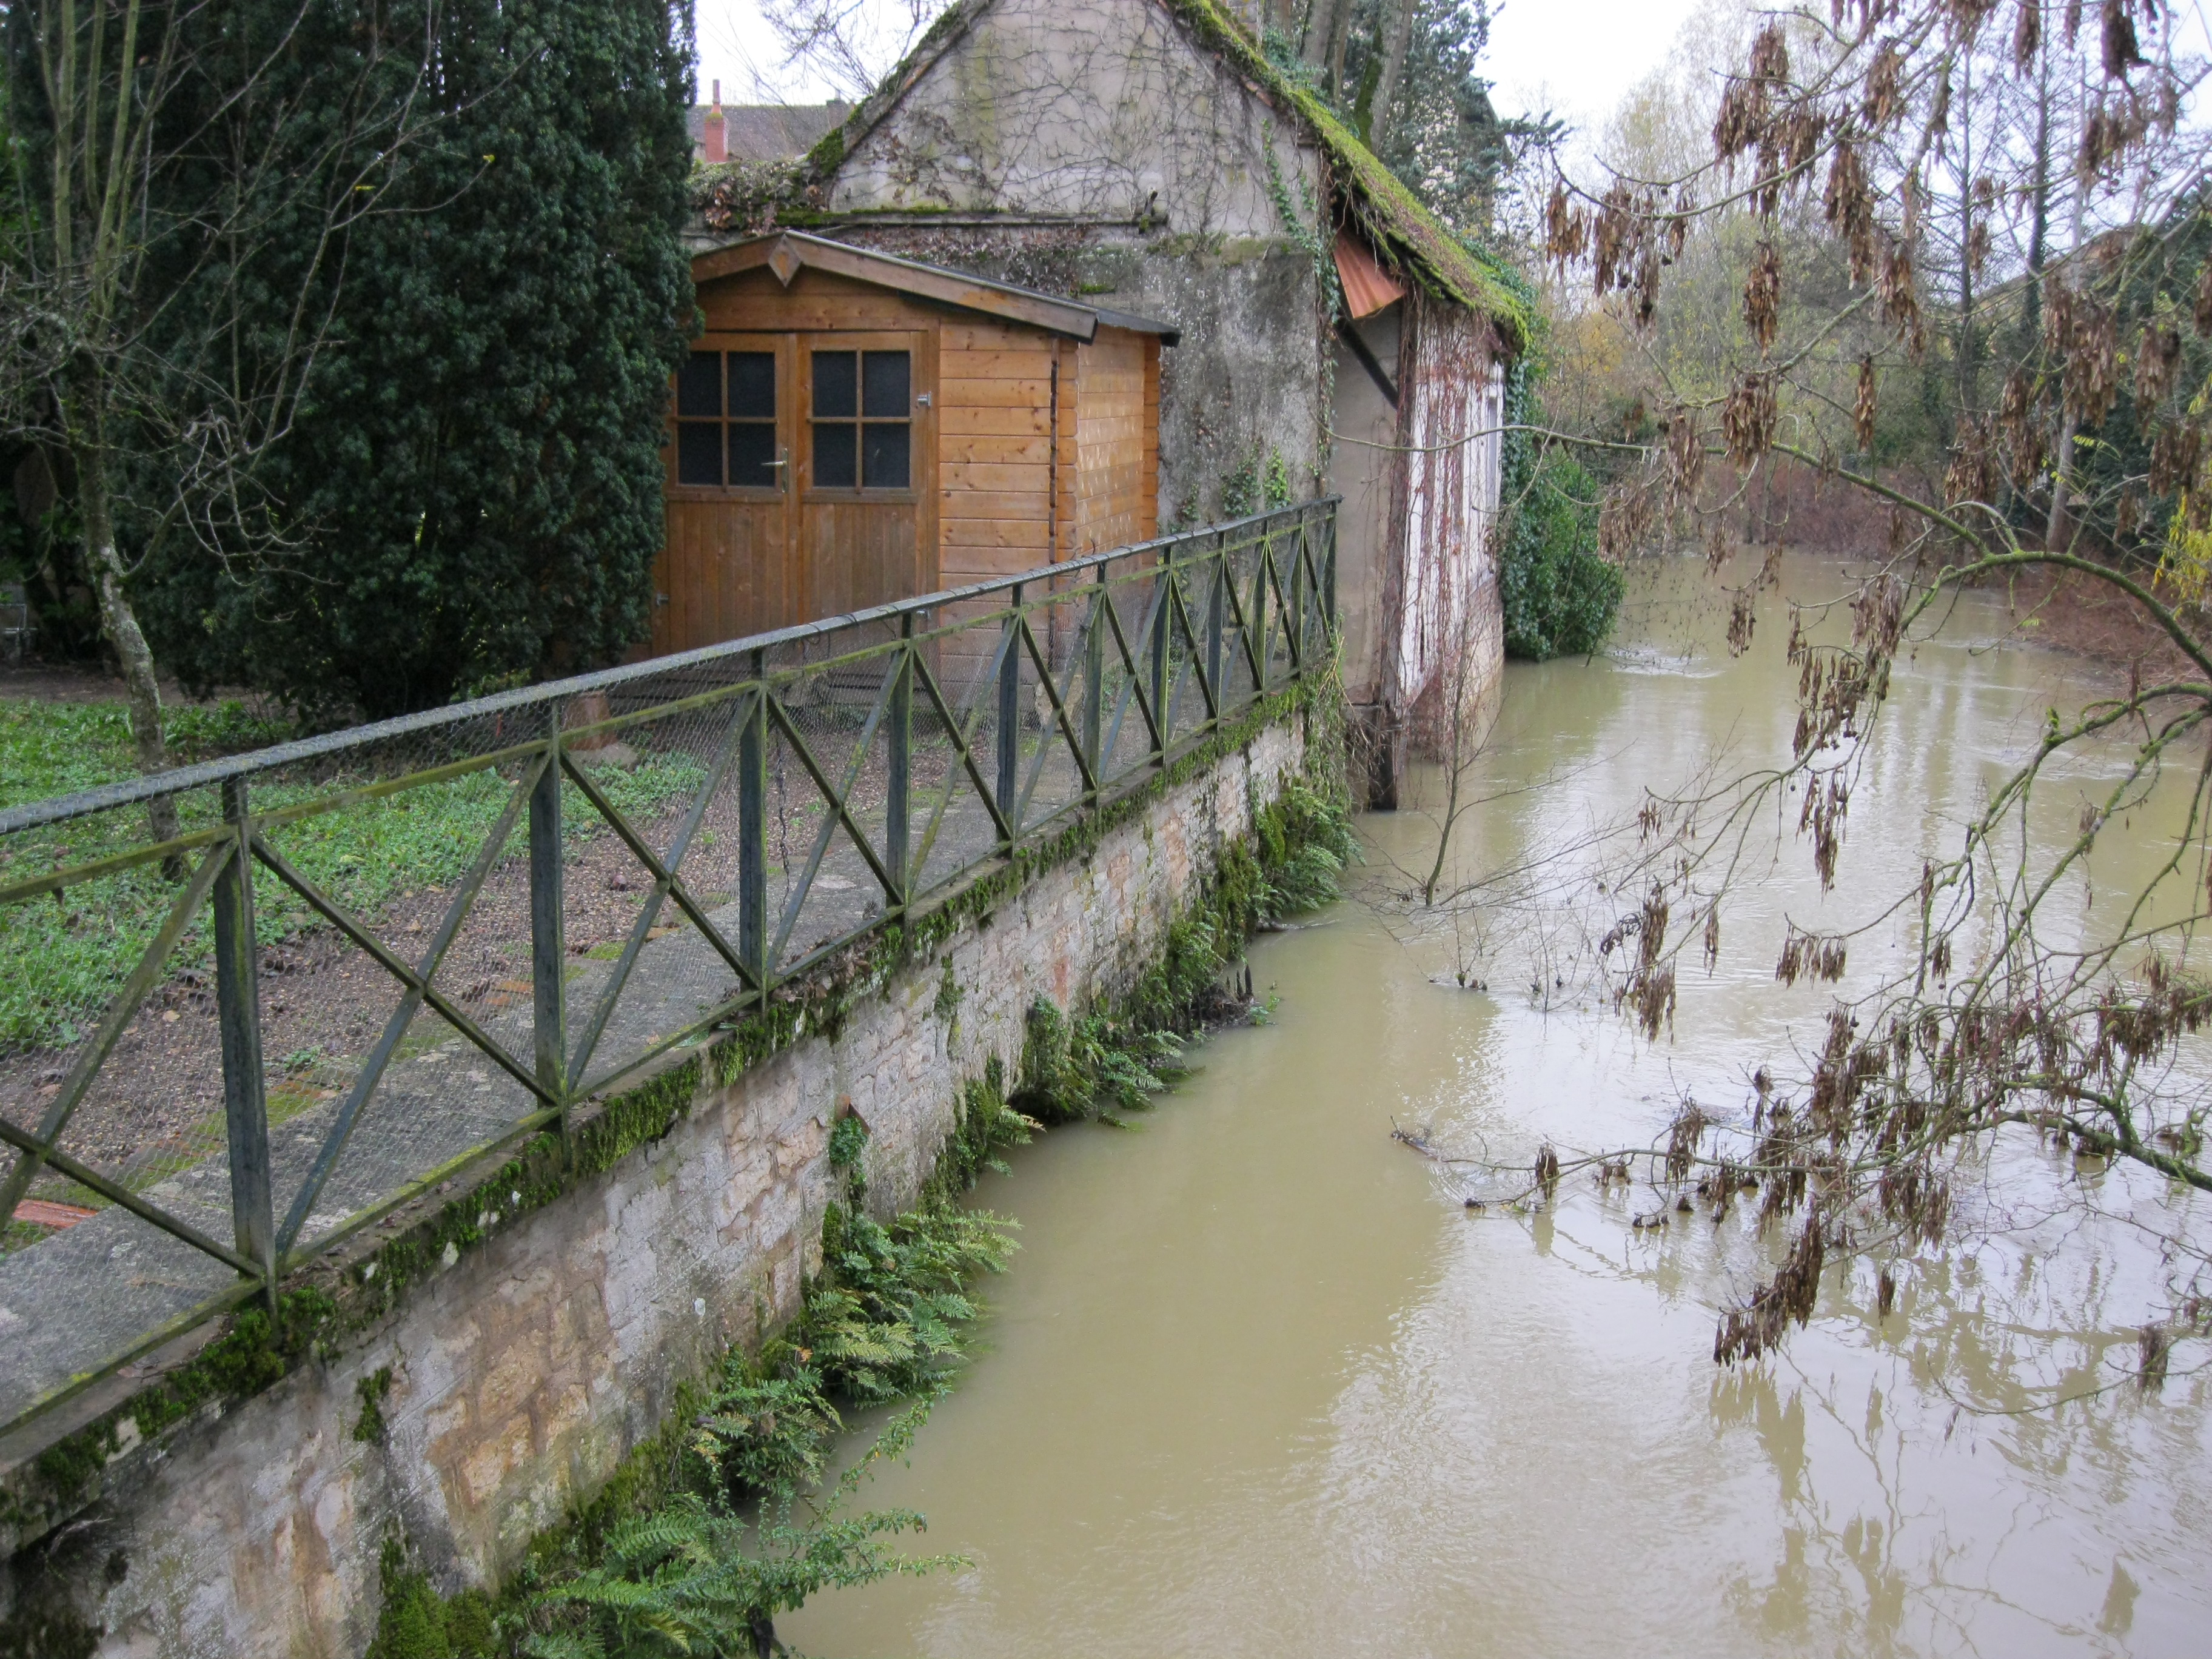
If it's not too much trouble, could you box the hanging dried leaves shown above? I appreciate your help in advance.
[1743,240,1783,353]
[1664,407,1706,509]
[1589,182,1663,325]
[1624,883,1678,1040]
[2134,323,2181,414]
[1880,236,1921,343]
[1714,1208,1827,1364]
[1950,0,2002,40]
[1854,355,1879,452]
[2013,0,2042,68]
[1776,925,1849,984]
[1825,140,1880,283]
[1715,22,1794,164]
[1598,473,1659,558]
[1722,372,1779,468]
[1998,368,2047,480]
[1943,417,2002,509]
[2045,281,2120,424]
[1543,181,1588,267]
[1728,586,1758,655]
[2196,260,2212,336]
[1864,40,1906,128]
[1852,571,1908,657]
[2148,420,2202,496]
[2101,0,2144,77]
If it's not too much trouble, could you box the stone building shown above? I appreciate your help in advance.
[691,0,1529,794]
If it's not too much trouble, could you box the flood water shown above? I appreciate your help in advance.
[783,554,2212,1658]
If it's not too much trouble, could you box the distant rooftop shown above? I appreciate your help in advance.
[689,96,848,165]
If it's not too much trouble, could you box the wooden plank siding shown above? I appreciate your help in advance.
[937,317,1058,591]
[1069,328,1158,559]
[654,261,1162,662]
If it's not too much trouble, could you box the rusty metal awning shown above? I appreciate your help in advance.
[1334,231,1407,320]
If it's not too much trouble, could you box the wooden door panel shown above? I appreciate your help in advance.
[798,329,934,624]
[802,501,920,620]
[655,333,796,653]
[655,497,796,651]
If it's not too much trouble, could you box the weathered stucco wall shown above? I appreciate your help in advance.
[828,0,1303,235]
[4,718,1310,1659]
[1327,304,1401,711]
[817,0,1328,530]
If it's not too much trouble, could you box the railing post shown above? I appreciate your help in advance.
[1082,568,1104,795]
[212,777,273,1299]
[1289,516,1307,673]
[1150,548,1170,760]
[1323,502,1338,639]
[740,650,768,989]
[530,702,568,1125]
[997,583,1022,834]
[887,614,912,905]
[1252,529,1271,696]
[1206,534,1225,726]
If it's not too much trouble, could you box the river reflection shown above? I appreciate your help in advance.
[783,554,2210,1658]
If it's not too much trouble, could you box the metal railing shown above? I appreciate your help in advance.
[0,500,1336,1436]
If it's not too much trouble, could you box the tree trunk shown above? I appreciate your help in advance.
[1329,0,1350,106]
[2046,76,2088,553]
[1954,56,1977,429]
[2020,45,2051,355]
[1369,0,1418,149]
[74,420,178,846]
[1304,0,1341,69]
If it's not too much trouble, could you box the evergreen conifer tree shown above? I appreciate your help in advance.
[139,0,695,719]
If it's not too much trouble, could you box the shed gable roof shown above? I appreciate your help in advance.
[806,0,1529,344]
[697,230,1181,344]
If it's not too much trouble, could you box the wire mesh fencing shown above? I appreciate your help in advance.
[0,499,1336,1435]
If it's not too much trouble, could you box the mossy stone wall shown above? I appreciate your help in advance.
[2,705,1316,1659]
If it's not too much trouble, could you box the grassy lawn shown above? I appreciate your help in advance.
[0,698,704,1054]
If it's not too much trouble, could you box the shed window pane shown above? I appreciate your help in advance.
[813,351,857,418]
[677,352,722,418]
[814,422,857,488]
[862,423,910,490]
[728,423,777,488]
[729,353,776,420]
[677,422,722,485]
[862,351,910,417]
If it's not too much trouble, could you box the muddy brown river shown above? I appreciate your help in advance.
[784,554,2211,1658]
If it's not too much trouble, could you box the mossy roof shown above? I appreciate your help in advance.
[788,0,1531,349]
[1159,0,1530,345]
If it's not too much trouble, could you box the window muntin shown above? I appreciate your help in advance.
[674,349,779,488]
[811,349,911,491]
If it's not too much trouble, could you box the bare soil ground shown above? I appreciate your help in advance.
[1971,560,2206,688]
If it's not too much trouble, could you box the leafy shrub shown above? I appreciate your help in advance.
[1500,451,1624,660]
[526,1409,953,1659]
[790,1202,1017,1403]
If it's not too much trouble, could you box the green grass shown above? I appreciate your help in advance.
[0,699,705,1054]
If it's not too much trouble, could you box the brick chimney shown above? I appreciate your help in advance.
[703,79,726,164]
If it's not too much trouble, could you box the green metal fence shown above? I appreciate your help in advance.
[0,500,1336,1437]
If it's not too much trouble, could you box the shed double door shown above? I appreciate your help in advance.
[654,329,936,654]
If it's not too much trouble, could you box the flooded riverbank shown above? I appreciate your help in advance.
[784,554,2211,1658]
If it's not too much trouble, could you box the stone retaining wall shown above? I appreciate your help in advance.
[13,716,1307,1659]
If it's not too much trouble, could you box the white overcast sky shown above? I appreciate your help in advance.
[692,0,1709,138]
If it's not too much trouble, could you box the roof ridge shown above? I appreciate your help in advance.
[795,0,1529,344]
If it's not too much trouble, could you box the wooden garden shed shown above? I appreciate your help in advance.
[651,230,1178,654]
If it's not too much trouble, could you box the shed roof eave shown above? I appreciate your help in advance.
[692,231,1181,346]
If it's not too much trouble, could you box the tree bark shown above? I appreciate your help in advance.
[72,405,178,846]
[1304,0,1341,70]
[1954,56,1977,431]
[1369,0,1418,149]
